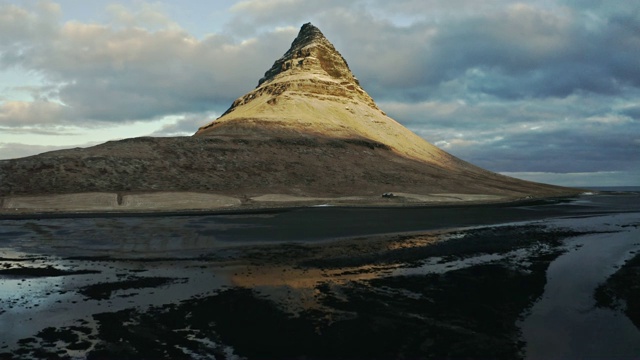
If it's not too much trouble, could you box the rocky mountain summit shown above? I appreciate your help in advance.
[0,23,578,213]
[195,23,449,166]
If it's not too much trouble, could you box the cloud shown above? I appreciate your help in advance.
[0,100,68,126]
[106,2,180,30]
[227,0,346,35]
[271,1,639,102]
[621,105,640,120]
[0,1,60,45]
[380,92,639,176]
[150,112,218,137]
[0,1,295,128]
[501,171,640,188]
[0,141,97,160]
[441,126,640,174]
[5,1,638,123]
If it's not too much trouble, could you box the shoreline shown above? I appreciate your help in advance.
[0,191,585,220]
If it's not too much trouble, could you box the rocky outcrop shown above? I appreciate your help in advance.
[258,23,359,87]
[199,23,378,124]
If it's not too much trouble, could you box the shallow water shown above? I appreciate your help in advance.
[0,257,228,348]
[1,193,639,357]
[521,213,640,359]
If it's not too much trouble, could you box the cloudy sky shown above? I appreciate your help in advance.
[1,0,638,187]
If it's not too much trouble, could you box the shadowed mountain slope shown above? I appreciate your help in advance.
[0,23,577,206]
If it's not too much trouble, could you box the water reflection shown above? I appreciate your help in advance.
[521,222,640,359]
[1,194,639,357]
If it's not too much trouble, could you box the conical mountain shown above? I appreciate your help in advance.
[187,22,572,197]
[0,23,579,213]
[195,23,454,168]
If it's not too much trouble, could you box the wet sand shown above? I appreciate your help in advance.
[0,193,639,359]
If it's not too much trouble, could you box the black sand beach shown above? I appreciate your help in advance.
[1,192,639,359]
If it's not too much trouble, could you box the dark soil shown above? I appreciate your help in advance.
[0,266,99,277]
[301,225,586,268]
[310,261,557,359]
[0,134,575,198]
[594,252,640,329]
[78,277,181,300]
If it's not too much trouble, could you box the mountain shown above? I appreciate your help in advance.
[195,23,451,167]
[0,23,578,212]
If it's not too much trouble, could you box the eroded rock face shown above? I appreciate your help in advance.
[194,23,451,167]
[258,23,359,87]
[202,23,378,121]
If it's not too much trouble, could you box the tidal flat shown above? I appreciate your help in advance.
[0,193,639,359]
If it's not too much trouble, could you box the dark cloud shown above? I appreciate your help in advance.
[309,2,640,102]
[622,106,640,120]
[382,91,639,176]
[432,126,639,174]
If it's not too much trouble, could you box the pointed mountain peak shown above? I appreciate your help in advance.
[291,22,326,48]
[196,20,453,165]
[257,23,358,86]
[196,22,388,140]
